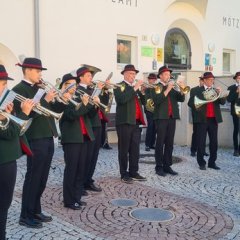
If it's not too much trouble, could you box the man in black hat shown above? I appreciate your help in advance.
[227,71,240,156]
[152,66,185,176]
[76,66,107,193]
[188,72,226,170]
[0,65,34,239]
[13,57,69,228]
[59,73,95,210]
[144,73,157,151]
[114,64,146,184]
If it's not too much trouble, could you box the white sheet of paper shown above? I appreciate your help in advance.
[33,89,45,104]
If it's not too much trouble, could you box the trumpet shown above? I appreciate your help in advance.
[168,80,190,95]
[12,92,63,121]
[0,110,33,135]
[92,80,124,90]
[75,89,107,109]
[39,79,81,110]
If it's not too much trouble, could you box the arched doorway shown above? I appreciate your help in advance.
[164,28,191,70]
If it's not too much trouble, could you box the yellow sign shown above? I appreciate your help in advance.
[157,48,163,62]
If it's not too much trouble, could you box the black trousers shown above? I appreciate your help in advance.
[196,118,218,167]
[232,114,240,151]
[20,137,54,219]
[116,124,142,178]
[191,123,198,153]
[63,140,90,204]
[101,120,107,146]
[85,127,102,186]
[0,161,16,240]
[145,111,156,148]
[155,118,176,171]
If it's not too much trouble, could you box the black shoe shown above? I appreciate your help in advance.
[233,150,239,157]
[164,167,178,175]
[156,168,166,177]
[190,151,196,157]
[199,165,206,170]
[34,213,53,222]
[130,173,147,181]
[204,152,209,157]
[102,143,112,150]
[85,183,102,192]
[121,176,133,184]
[82,190,88,196]
[77,201,87,206]
[208,164,220,170]
[150,146,155,149]
[19,217,43,228]
[145,146,150,151]
[64,202,81,210]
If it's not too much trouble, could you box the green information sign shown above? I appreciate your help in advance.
[141,46,154,57]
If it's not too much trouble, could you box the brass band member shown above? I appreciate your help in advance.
[144,73,157,151]
[189,76,209,157]
[152,66,185,176]
[188,72,225,170]
[0,65,33,240]
[59,73,94,210]
[13,58,69,228]
[227,71,240,156]
[114,64,146,184]
[76,67,104,192]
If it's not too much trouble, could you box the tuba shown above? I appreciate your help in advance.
[0,110,33,135]
[194,87,220,109]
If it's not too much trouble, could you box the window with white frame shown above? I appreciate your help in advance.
[222,49,235,74]
[117,35,137,68]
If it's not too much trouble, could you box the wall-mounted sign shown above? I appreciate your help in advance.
[111,0,138,7]
[205,53,211,66]
[157,48,163,62]
[223,16,240,29]
[141,46,154,57]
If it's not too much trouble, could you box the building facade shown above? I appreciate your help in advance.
[1,0,240,147]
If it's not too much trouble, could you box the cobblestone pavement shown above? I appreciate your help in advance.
[6,144,240,240]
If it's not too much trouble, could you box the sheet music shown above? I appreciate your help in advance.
[0,90,17,110]
[91,88,102,97]
[33,89,45,104]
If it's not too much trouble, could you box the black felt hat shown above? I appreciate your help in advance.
[121,64,139,75]
[233,72,240,80]
[59,73,77,89]
[147,73,157,80]
[0,65,14,80]
[157,65,172,78]
[202,72,215,79]
[16,57,47,70]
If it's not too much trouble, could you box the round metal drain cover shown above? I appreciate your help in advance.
[110,198,138,207]
[129,208,175,222]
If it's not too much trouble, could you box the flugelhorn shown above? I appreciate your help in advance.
[0,110,33,135]
[75,89,107,109]
[194,87,220,109]
[39,79,81,110]
[12,92,63,121]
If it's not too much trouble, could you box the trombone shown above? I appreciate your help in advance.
[12,92,63,121]
[0,110,33,135]
[75,89,107,109]
[39,79,81,110]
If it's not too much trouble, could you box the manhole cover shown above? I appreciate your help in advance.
[129,208,175,222]
[110,198,138,207]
